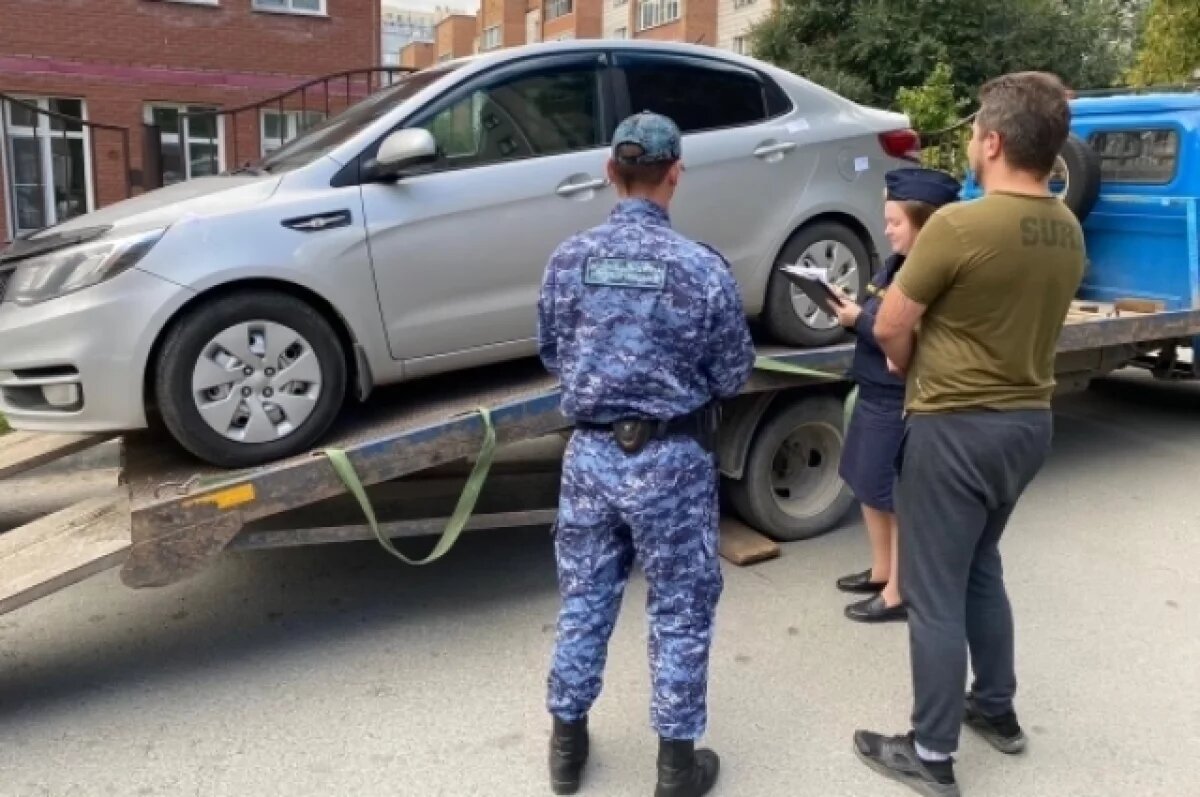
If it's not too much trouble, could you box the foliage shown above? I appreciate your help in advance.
[750,0,1136,108]
[895,62,971,175]
[0,415,8,436]
[1127,0,1200,85]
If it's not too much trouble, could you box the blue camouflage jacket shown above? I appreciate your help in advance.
[537,198,756,423]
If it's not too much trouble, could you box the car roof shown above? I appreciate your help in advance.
[1071,91,1200,117]
[436,38,845,101]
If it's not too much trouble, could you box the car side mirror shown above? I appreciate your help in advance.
[368,128,438,180]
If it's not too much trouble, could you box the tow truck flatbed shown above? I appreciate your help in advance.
[110,301,1200,588]
[2,300,1198,615]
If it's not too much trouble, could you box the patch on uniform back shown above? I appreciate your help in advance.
[583,257,667,289]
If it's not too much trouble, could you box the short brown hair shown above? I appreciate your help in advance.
[900,200,938,230]
[611,143,675,190]
[976,71,1071,177]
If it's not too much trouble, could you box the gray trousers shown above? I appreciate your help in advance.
[896,410,1053,754]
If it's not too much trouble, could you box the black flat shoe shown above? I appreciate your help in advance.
[845,593,907,623]
[836,568,888,594]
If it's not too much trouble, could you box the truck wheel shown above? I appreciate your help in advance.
[155,291,347,468]
[764,221,870,348]
[1052,133,1102,222]
[726,395,855,541]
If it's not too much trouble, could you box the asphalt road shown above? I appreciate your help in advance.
[0,371,1197,797]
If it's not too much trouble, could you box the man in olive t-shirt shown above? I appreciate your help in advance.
[852,73,1086,797]
[897,191,1086,414]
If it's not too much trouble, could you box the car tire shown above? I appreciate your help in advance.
[155,291,348,468]
[1054,132,1102,222]
[724,395,856,542]
[764,221,871,348]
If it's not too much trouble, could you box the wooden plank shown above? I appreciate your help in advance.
[0,494,130,616]
[0,431,114,481]
[719,518,781,567]
[1115,298,1166,315]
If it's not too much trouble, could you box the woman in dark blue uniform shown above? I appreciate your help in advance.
[832,167,961,624]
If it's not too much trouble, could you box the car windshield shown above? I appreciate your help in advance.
[256,65,462,173]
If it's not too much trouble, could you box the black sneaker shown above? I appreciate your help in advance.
[853,730,960,797]
[964,694,1027,754]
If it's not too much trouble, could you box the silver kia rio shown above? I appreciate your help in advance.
[0,40,916,467]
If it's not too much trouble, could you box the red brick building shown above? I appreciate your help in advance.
[0,0,381,242]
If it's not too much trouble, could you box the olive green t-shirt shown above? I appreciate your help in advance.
[894,192,1087,414]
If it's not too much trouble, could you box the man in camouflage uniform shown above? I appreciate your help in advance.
[536,112,756,797]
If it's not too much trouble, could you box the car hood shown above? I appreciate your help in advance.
[21,173,282,242]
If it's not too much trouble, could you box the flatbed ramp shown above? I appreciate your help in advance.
[0,432,128,617]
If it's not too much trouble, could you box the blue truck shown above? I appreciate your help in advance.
[1,87,1199,613]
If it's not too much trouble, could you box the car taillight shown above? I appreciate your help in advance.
[879,129,921,162]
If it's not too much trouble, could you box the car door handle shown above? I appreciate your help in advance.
[753,142,798,158]
[556,177,609,197]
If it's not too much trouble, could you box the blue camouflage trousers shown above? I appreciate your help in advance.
[546,429,723,740]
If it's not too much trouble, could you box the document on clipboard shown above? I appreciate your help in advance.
[779,265,844,316]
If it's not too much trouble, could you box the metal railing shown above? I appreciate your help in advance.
[149,66,413,188]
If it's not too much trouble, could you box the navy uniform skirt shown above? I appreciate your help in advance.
[838,391,906,512]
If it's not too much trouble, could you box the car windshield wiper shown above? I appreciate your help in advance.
[227,163,272,176]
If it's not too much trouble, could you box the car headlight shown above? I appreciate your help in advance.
[2,228,165,306]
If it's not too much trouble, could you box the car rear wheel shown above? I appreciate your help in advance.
[764,221,871,347]
[155,291,347,468]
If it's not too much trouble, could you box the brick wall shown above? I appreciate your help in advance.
[0,0,379,241]
[435,15,477,61]
[0,0,379,78]
[400,42,436,69]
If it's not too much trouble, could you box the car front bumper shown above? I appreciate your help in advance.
[0,268,192,433]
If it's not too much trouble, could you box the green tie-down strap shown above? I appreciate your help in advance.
[322,406,497,566]
[325,358,856,566]
[752,355,856,430]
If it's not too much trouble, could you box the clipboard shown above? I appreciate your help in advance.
[779,265,844,316]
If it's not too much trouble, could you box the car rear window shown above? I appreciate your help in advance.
[1088,129,1179,184]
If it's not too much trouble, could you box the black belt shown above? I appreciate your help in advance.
[575,404,720,455]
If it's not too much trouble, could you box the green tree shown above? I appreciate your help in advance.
[895,61,971,174]
[1127,0,1200,85]
[751,0,1134,108]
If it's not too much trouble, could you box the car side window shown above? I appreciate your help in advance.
[616,54,769,134]
[416,61,603,172]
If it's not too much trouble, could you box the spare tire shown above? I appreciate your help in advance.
[1052,133,1102,222]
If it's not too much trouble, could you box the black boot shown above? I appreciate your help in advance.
[549,716,589,795]
[654,738,720,797]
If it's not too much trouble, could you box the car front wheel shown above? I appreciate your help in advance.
[155,290,347,468]
[764,221,871,348]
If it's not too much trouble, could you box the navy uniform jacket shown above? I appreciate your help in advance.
[848,254,907,399]
[537,198,756,423]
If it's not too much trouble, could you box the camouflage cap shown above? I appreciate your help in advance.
[612,111,682,165]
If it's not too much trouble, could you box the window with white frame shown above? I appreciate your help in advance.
[1,96,93,237]
[733,0,756,8]
[144,103,224,185]
[545,0,573,20]
[613,0,627,6]
[260,109,327,156]
[612,27,627,38]
[481,25,502,50]
[638,0,679,31]
[731,35,748,55]
[252,0,324,15]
